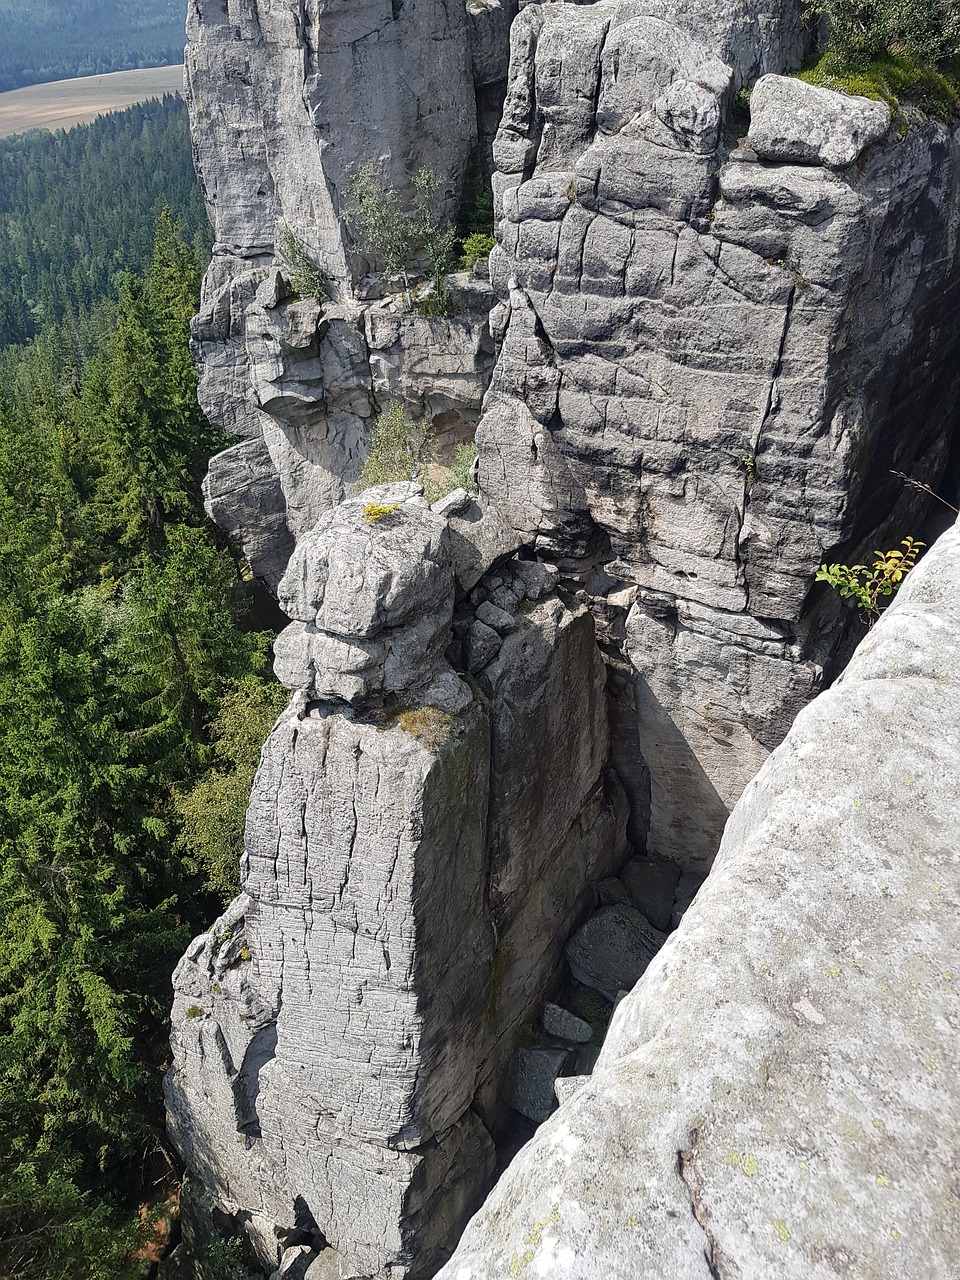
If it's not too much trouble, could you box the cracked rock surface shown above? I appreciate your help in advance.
[167,490,628,1277]
[477,0,960,865]
[438,517,960,1280]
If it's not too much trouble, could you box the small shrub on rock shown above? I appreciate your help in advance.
[354,402,435,491]
[459,231,495,271]
[815,536,925,618]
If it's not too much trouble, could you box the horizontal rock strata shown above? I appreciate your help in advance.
[167,488,628,1276]
[478,1,960,865]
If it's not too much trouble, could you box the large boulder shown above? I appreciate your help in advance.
[748,73,890,168]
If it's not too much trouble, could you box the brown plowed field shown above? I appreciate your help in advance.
[0,64,185,139]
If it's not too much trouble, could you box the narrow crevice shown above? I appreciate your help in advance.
[676,1134,738,1280]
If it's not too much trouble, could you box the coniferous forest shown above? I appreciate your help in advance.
[0,0,185,93]
[0,103,282,1280]
[0,96,209,347]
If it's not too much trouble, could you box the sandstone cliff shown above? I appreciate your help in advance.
[439,514,960,1280]
[167,0,960,1276]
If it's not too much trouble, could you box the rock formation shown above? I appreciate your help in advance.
[438,515,960,1280]
[480,5,960,865]
[186,0,509,585]
[167,485,627,1275]
[167,0,960,1275]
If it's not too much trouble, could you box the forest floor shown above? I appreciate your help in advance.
[0,64,184,138]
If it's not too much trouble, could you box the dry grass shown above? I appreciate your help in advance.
[0,64,184,139]
[396,706,453,752]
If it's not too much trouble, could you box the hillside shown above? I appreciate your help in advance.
[0,95,209,347]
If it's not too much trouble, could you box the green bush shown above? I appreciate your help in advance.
[278,226,326,299]
[174,674,289,902]
[815,537,925,617]
[452,441,479,491]
[797,51,960,113]
[815,0,960,72]
[459,232,495,271]
[802,0,960,112]
[343,164,454,312]
[354,402,435,492]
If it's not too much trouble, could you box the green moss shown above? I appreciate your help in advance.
[794,52,960,118]
[362,501,400,523]
[395,706,454,751]
[185,1004,203,1019]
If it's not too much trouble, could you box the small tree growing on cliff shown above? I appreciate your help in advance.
[811,0,960,74]
[342,164,454,312]
[816,537,925,619]
[354,401,435,491]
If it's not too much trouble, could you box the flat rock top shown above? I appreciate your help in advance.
[438,521,960,1279]
[748,73,890,167]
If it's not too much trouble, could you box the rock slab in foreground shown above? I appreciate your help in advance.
[438,520,960,1278]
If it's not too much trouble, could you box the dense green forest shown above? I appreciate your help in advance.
[0,0,184,93]
[0,96,209,347]
[0,169,280,1280]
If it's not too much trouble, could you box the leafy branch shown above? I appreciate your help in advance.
[815,536,925,617]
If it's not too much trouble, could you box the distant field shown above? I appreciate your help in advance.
[0,64,185,138]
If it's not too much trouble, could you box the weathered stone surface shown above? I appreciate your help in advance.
[184,0,505,582]
[439,521,960,1280]
[596,876,630,906]
[273,487,456,702]
[619,857,681,931]
[465,620,502,673]
[511,1046,571,1122]
[566,903,667,1001]
[203,437,295,590]
[749,74,890,167]
[472,588,630,1120]
[168,694,497,1277]
[478,0,960,866]
[170,536,628,1274]
[270,1245,315,1280]
[542,1003,594,1043]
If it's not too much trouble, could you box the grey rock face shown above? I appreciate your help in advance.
[542,1003,594,1043]
[195,275,497,582]
[273,485,456,702]
[749,73,890,167]
[478,0,960,865]
[510,1046,571,1122]
[439,518,960,1280]
[203,437,296,590]
[186,0,501,583]
[169,695,497,1276]
[619,857,681,931]
[169,491,628,1276]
